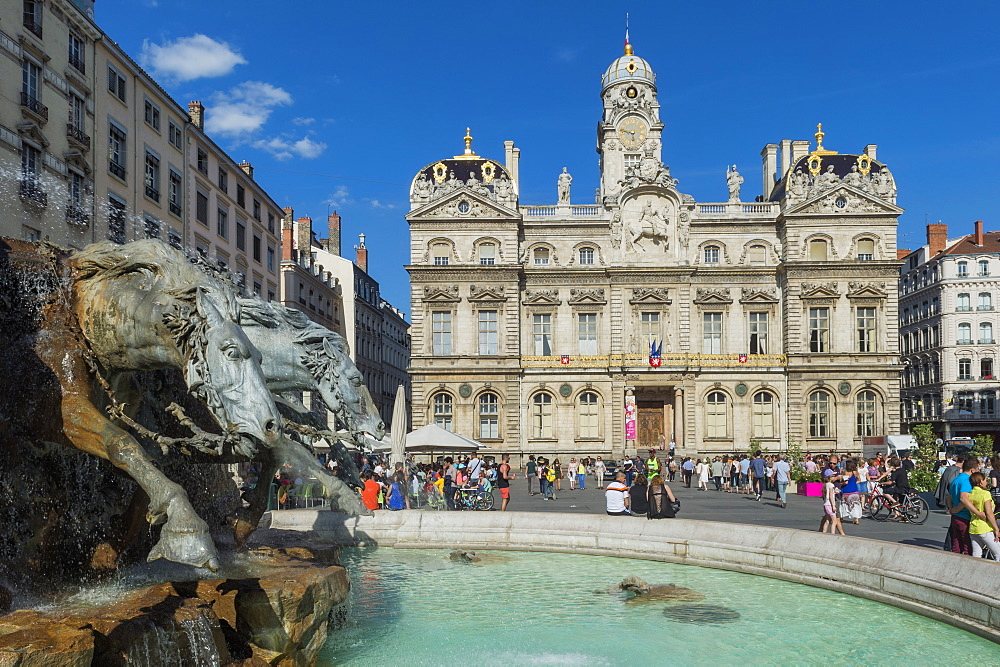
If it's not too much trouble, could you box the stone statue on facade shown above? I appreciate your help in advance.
[874,167,896,198]
[413,173,432,200]
[817,165,839,190]
[726,165,743,203]
[494,173,513,200]
[610,211,622,249]
[558,167,572,204]
[843,164,864,188]
[789,168,808,197]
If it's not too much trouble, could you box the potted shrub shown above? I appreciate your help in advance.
[793,469,824,496]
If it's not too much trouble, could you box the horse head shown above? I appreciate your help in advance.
[177,287,283,455]
[315,334,386,441]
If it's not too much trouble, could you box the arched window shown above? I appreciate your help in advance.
[578,247,595,265]
[856,390,877,437]
[578,391,600,438]
[958,322,972,344]
[532,393,553,439]
[478,242,496,265]
[748,244,766,265]
[704,245,720,264]
[478,392,499,439]
[533,247,550,265]
[752,391,775,438]
[706,391,727,438]
[980,322,993,344]
[809,239,828,261]
[808,391,831,437]
[856,238,875,261]
[431,242,450,266]
[979,292,993,310]
[958,293,971,311]
[433,393,453,432]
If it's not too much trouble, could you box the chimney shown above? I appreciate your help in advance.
[188,101,204,130]
[761,143,778,200]
[296,216,313,254]
[281,207,294,260]
[504,141,520,190]
[326,211,341,255]
[238,161,254,178]
[779,139,792,180]
[864,144,877,161]
[927,222,948,256]
[975,220,985,247]
[790,139,810,166]
[355,233,368,273]
[896,248,911,260]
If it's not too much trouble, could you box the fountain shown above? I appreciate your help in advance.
[0,236,383,663]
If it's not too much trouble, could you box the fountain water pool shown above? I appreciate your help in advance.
[322,547,1000,664]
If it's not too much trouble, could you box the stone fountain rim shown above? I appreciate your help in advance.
[263,509,1000,645]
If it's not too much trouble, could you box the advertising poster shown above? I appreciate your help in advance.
[624,394,637,440]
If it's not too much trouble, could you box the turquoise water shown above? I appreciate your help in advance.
[321,547,1000,665]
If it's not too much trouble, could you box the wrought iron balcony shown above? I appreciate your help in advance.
[957,339,973,345]
[956,306,972,312]
[19,91,48,122]
[109,161,125,180]
[169,201,182,216]
[66,124,90,150]
[18,179,47,208]
[23,18,41,39]
[65,203,89,227]
[144,185,160,202]
[68,53,85,74]
[978,305,994,311]
[979,338,995,345]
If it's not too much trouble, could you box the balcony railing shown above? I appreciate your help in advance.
[23,18,41,39]
[957,339,973,345]
[956,306,972,312]
[521,353,787,368]
[109,161,125,180]
[978,305,994,311]
[979,338,995,345]
[18,179,47,208]
[66,123,90,150]
[144,185,160,202]
[958,375,973,381]
[19,92,48,121]
[169,201,182,216]
[65,203,89,227]
[68,53,85,74]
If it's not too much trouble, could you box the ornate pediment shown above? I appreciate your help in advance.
[408,188,520,221]
[694,287,732,305]
[523,288,561,306]
[847,281,888,299]
[16,120,50,149]
[469,284,507,302]
[740,287,779,304]
[786,186,903,216]
[629,287,671,305]
[568,288,606,305]
[422,285,461,303]
[800,282,840,299]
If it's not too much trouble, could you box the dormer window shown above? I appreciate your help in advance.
[704,245,720,264]
[534,248,550,265]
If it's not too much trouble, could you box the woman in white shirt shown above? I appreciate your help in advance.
[697,459,710,491]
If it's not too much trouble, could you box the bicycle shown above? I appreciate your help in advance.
[868,487,929,524]
[454,487,494,511]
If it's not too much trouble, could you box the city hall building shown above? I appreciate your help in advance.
[406,41,902,459]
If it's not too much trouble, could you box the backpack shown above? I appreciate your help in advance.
[546,468,556,482]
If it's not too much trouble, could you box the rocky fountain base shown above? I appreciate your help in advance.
[0,542,349,666]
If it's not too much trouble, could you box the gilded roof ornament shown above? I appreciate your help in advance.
[454,127,480,160]
[810,123,838,156]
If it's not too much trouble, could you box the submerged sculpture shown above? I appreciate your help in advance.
[0,237,376,581]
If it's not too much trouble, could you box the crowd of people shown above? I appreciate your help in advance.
[260,444,1000,562]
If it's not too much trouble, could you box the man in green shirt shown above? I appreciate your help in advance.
[646,449,661,480]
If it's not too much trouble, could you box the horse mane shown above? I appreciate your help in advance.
[240,299,350,353]
[72,240,240,320]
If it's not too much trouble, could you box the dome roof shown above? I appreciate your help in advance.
[602,46,656,90]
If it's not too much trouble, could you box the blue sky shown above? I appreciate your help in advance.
[97,0,1000,314]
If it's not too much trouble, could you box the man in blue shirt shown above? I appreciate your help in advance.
[682,457,695,488]
[948,457,981,554]
[749,451,767,501]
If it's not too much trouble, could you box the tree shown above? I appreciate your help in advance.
[909,424,939,492]
[973,434,995,459]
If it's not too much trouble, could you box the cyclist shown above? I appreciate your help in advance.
[878,457,911,520]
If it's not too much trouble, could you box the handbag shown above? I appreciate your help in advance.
[670,500,681,513]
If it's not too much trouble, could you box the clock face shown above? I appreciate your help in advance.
[618,117,648,150]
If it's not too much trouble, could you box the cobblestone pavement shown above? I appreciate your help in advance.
[430,475,952,550]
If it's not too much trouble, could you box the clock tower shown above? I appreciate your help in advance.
[597,39,664,200]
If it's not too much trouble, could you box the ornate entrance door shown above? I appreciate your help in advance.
[637,402,664,449]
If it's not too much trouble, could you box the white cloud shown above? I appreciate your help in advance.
[324,186,352,208]
[206,81,292,138]
[140,34,246,82]
[292,117,315,126]
[366,199,397,210]
[251,134,327,161]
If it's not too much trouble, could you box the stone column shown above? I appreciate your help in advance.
[673,388,684,450]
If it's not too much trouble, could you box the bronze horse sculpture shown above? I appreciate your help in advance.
[0,239,283,572]
[234,299,385,543]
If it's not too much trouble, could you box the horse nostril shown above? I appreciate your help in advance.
[264,419,278,434]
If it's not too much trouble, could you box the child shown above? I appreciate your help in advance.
[819,477,846,535]
[966,472,1000,559]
